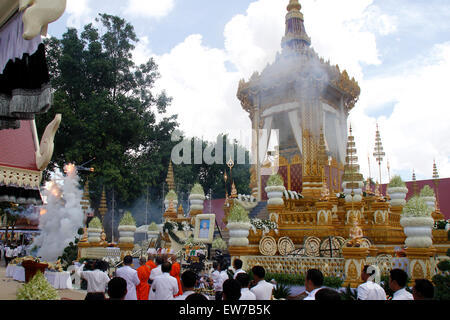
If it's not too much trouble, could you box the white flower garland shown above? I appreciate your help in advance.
[250,218,279,236]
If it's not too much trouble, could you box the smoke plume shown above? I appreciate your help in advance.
[33,164,84,261]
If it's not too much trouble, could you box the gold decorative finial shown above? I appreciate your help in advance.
[287,0,301,12]
[166,161,175,191]
[231,182,238,199]
[98,187,108,223]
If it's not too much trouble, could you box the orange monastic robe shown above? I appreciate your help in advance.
[170,262,183,297]
[136,265,151,300]
[146,260,156,270]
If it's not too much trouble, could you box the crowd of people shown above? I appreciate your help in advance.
[0,241,33,267]
[74,250,436,301]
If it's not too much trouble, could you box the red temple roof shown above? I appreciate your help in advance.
[0,120,38,171]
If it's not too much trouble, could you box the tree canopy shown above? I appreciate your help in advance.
[36,14,251,225]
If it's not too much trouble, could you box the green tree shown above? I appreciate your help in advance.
[36,14,178,208]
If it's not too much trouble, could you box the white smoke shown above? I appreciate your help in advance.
[33,164,84,262]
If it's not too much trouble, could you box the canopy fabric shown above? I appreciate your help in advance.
[258,116,273,164]
[288,110,303,155]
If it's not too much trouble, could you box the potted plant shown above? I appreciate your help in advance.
[189,183,205,212]
[265,174,286,206]
[118,211,136,244]
[147,222,160,240]
[226,204,251,246]
[387,175,408,207]
[87,217,102,243]
[400,196,434,248]
[420,185,436,212]
[164,190,178,210]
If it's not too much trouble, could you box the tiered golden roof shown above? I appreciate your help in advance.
[342,126,363,185]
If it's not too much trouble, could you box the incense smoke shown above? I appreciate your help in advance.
[33,165,84,261]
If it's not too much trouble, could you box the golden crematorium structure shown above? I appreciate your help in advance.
[229,0,449,287]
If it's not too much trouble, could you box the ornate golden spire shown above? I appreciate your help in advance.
[282,0,311,50]
[166,161,175,191]
[412,169,418,195]
[342,125,364,187]
[433,160,442,214]
[98,187,108,223]
[287,0,301,11]
[80,179,91,215]
[318,127,328,167]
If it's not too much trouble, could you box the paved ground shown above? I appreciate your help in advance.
[0,261,87,300]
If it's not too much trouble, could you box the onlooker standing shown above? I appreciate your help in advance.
[233,259,246,279]
[315,288,342,301]
[222,279,242,301]
[175,270,208,300]
[389,269,413,300]
[412,279,434,300]
[149,262,179,300]
[236,273,256,300]
[303,269,324,300]
[78,260,110,300]
[5,244,13,267]
[250,266,274,300]
[0,242,4,261]
[214,261,230,300]
[107,277,128,300]
[115,256,140,300]
[149,256,164,282]
[357,265,386,300]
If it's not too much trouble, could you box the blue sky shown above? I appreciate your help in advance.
[47,0,450,182]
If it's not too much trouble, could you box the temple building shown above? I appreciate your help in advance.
[238,0,360,201]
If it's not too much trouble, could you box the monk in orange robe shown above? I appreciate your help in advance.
[169,255,183,297]
[136,257,151,300]
[146,254,157,270]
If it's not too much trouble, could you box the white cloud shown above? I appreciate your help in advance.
[147,0,448,181]
[133,36,153,66]
[66,0,93,29]
[125,0,175,19]
[351,42,450,182]
[154,35,247,143]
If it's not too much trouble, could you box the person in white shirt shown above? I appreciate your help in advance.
[77,260,110,300]
[250,266,273,300]
[223,279,242,301]
[303,269,324,300]
[389,269,413,300]
[214,261,230,300]
[236,272,256,300]
[149,256,164,282]
[0,242,4,261]
[357,265,386,300]
[175,270,208,300]
[5,245,13,266]
[149,262,178,300]
[115,256,140,300]
[232,259,246,279]
[12,246,19,258]
[210,261,220,284]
